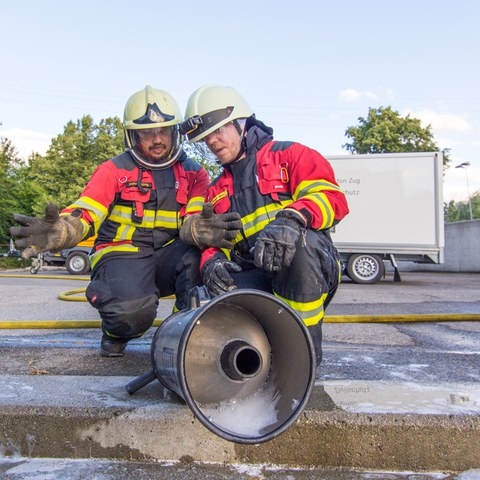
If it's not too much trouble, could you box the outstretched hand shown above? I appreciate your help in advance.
[10,203,84,259]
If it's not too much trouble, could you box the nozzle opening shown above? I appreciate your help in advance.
[220,340,262,381]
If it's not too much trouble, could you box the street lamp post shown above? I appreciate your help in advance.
[455,162,473,220]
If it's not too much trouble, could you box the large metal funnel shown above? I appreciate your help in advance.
[126,288,315,444]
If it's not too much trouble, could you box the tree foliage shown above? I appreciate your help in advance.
[343,106,450,168]
[0,138,20,243]
[27,115,124,213]
[183,142,222,180]
[0,138,40,245]
[444,192,479,222]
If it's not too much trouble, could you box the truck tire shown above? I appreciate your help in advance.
[65,251,90,275]
[346,254,384,284]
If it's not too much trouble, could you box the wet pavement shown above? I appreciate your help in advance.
[2,457,474,480]
[0,269,479,476]
[2,457,477,480]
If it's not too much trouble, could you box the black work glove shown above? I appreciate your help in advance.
[180,202,243,250]
[254,209,307,272]
[202,255,242,297]
[10,202,84,259]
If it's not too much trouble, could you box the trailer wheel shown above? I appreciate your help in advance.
[346,254,384,284]
[65,251,90,275]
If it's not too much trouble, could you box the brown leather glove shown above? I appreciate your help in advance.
[180,203,243,250]
[10,202,84,259]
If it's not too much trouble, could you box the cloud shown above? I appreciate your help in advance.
[1,128,53,159]
[339,88,379,102]
[404,108,473,133]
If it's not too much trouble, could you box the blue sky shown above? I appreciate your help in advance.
[1,0,479,202]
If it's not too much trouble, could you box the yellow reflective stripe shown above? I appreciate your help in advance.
[154,210,179,229]
[221,248,232,260]
[109,206,179,230]
[79,219,90,237]
[185,196,206,214]
[293,179,342,200]
[115,223,135,242]
[306,192,334,229]
[241,200,292,238]
[66,196,109,234]
[67,196,109,220]
[90,244,140,269]
[274,292,328,327]
[211,190,228,205]
[60,214,90,238]
[293,180,338,229]
[109,205,156,228]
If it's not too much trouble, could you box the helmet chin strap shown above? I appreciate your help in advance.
[231,119,247,162]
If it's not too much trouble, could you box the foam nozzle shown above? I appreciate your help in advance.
[127,288,316,444]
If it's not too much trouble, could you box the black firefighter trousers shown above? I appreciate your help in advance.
[86,240,202,340]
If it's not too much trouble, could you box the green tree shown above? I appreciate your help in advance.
[444,192,480,222]
[343,106,450,168]
[0,138,42,244]
[28,115,124,212]
[0,138,20,243]
[183,142,222,181]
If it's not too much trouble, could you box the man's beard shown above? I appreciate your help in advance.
[141,143,170,162]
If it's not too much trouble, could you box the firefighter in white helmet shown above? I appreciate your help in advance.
[181,84,349,368]
[11,86,242,357]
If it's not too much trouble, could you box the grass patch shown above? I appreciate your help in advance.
[0,257,30,270]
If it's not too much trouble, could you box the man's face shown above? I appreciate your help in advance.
[203,122,242,165]
[135,127,173,162]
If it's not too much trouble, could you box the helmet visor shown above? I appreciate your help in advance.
[192,140,221,164]
[191,118,247,165]
[136,126,173,140]
[128,126,174,149]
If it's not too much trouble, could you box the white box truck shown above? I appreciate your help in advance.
[327,152,444,284]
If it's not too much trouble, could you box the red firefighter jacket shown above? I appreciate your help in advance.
[201,125,349,269]
[62,150,209,269]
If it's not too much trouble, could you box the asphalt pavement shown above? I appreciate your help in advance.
[0,268,479,478]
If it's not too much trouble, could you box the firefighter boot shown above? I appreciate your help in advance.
[100,333,128,357]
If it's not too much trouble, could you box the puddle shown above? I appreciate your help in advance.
[315,380,480,414]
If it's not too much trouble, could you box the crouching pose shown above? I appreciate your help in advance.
[181,84,349,366]
[11,86,242,357]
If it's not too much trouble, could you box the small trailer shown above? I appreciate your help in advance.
[327,152,444,284]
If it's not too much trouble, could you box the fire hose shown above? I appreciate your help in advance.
[0,273,479,329]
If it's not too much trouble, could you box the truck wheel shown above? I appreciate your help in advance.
[66,251,90,275]
[346,254,384,284]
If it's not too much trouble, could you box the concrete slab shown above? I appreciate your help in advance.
[0,374,479,472]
